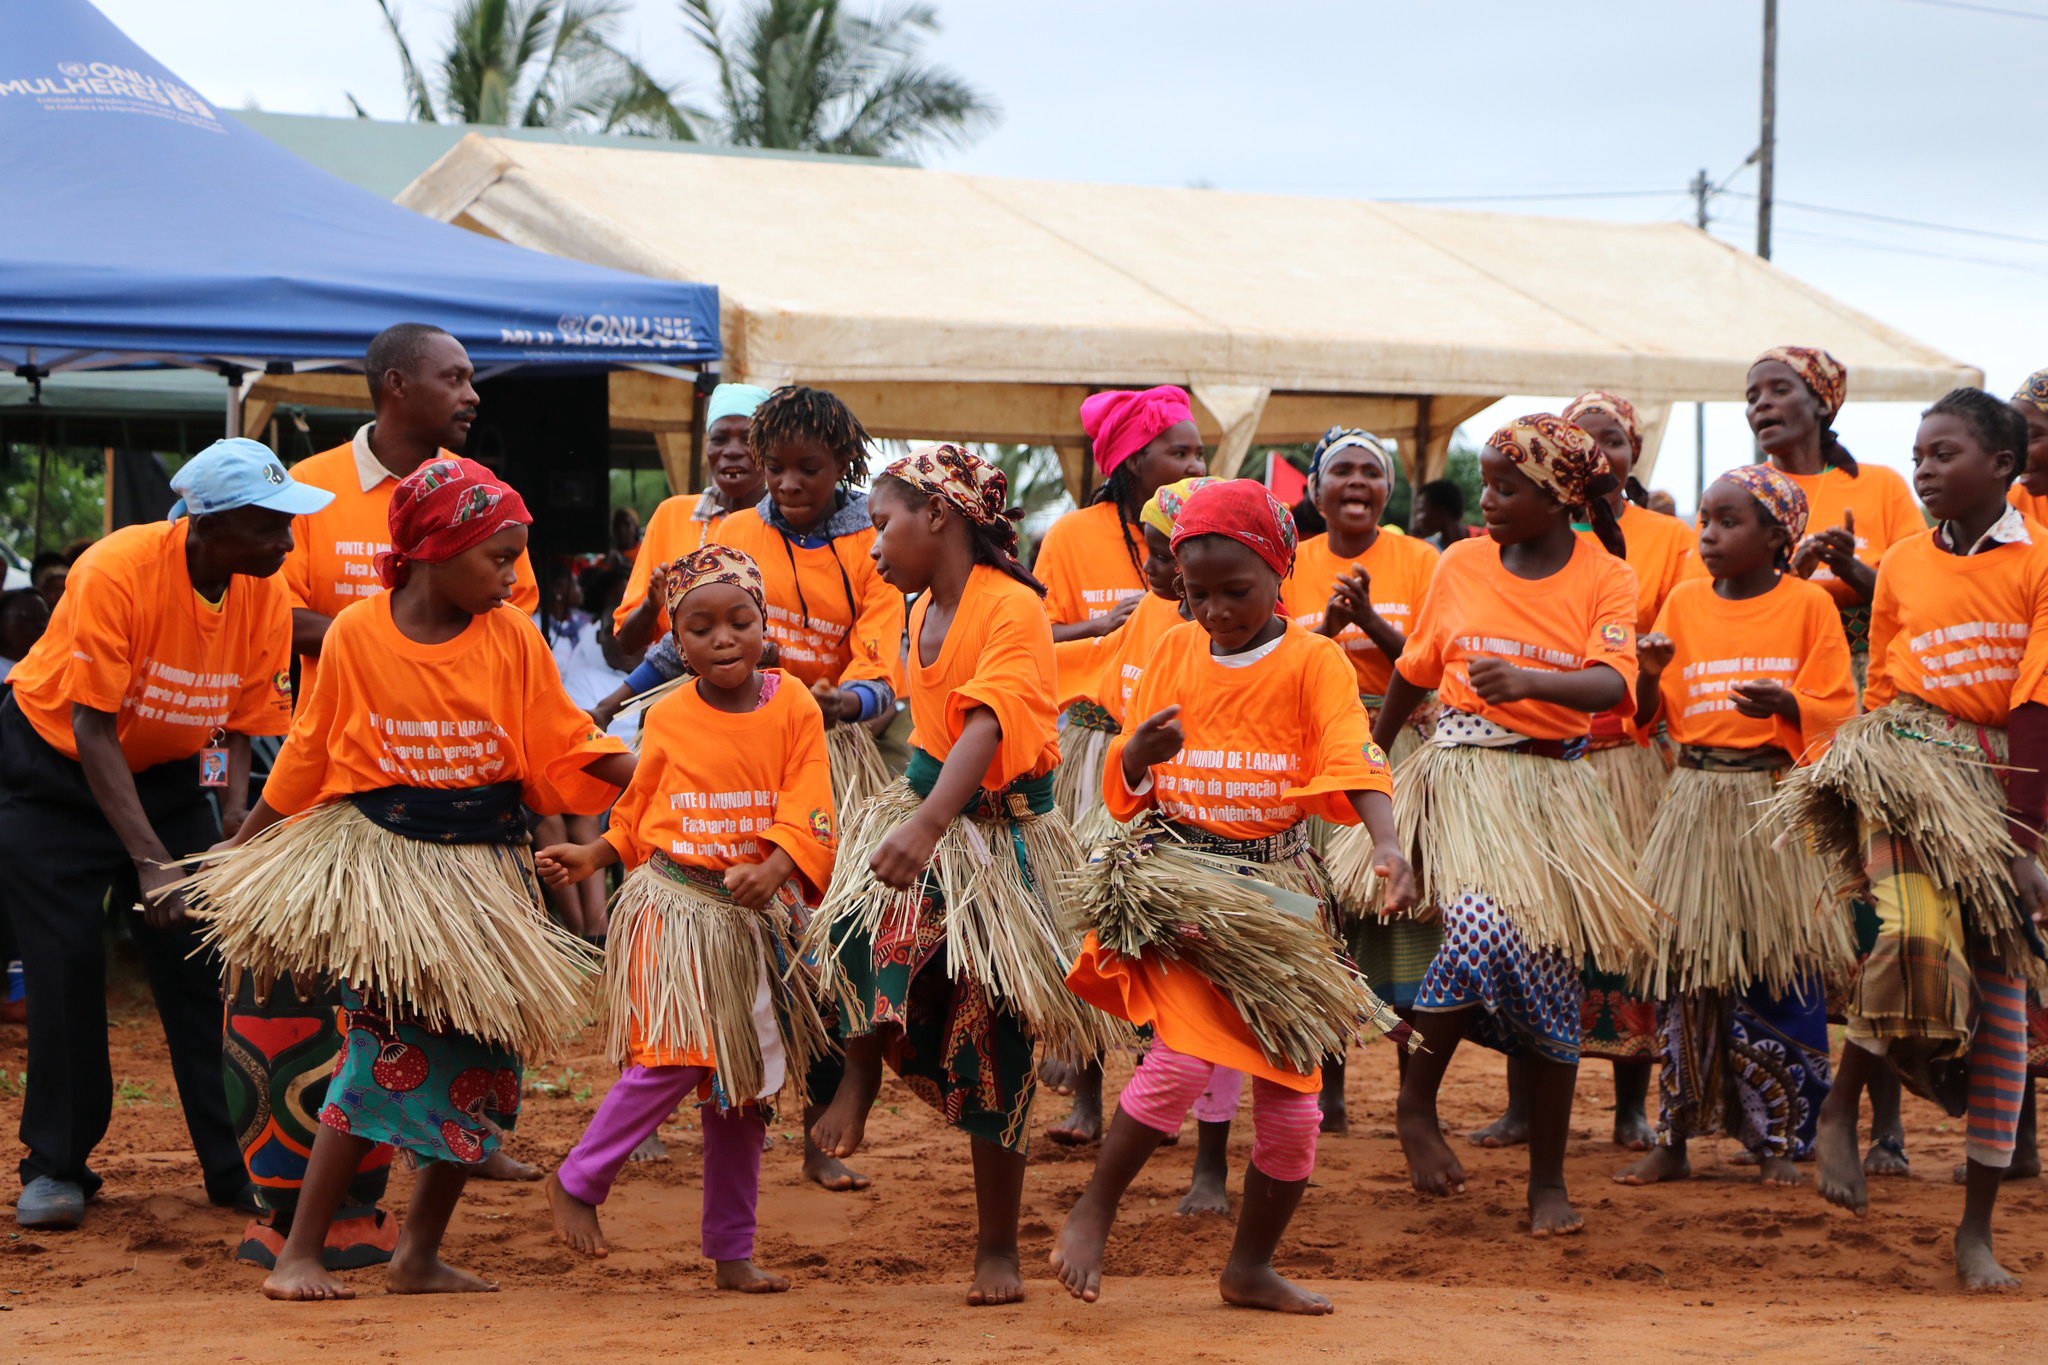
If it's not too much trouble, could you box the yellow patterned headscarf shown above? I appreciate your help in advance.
[1140,475,1221,537]
[661,544,765,615]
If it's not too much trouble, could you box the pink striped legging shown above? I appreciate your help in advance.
[1116,1039,1318,1181]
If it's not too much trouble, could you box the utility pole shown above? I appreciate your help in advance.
[1757,0,1777,260]
[1692,168,1711,509]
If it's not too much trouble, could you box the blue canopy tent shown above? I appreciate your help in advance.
[0,0,719,422]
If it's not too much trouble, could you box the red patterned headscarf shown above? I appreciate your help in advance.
[1169,477,1298,579]
[2012,367,2048,414]
[376,457,531,588]
[1752,346,1848,421]
[1486,415,1627,558]
[661,544,766,616]
[880,443,1021,554]
[1715,465,1809,543]
[1563,391,1642,456]
[1079,386,1196,478]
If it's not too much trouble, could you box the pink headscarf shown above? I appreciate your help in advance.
[1079,386,1195,478]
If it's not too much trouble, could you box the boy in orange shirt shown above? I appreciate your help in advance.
[1366,416,1659,1238]
[0,438,325,1230]
[1614,466,1854,1190]
[537,546,834,1291]
[191,457,632,1301]
[1775,389,2048,1289]
[1055,479,1418,1315]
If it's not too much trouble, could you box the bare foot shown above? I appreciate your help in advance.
[1951,1155,2040,1185]
[1467,1110,1528,1148]
[1049,1199,1112,1302]
[1613,1146,1690,1186]
[715,1258,791,1293]
[802,1136,872,1192]
[1756,1153,1804,1187]
[1176,1169,1230,1216]
[1219,1259,1333,1315]
[386,1254,498,1294]
[1955,1227,2020,1291]
[1814,1109,1867,1214]
[1397,1096,1467,1195]
[1611,1110,1655,1152]
[1863,1135,1909,1178]
[1318,1095,1349,1136]
[1046,1092,1103,1147]
[477,1149,540,1182]
[809,1082,875,1162]
[1038,1056,1079,1095]
[1528,1183,1583,1237]
[261,1254,355,1301]
[627,1133,669,1164]
[545,1171,608,1258]
[967,1246,1024,1306]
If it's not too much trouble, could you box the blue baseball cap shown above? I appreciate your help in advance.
[168,438,335,520]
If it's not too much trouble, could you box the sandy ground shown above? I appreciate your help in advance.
[2,954,2044,1363]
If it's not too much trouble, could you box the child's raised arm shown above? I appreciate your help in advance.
[870,705,1004,890]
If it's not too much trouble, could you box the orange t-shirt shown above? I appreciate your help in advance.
[1778,464,1925,606]
[1397,536,1640,741]
[1281,530,1440,697]
[283,436,541,697]
[1864,523,2048,728]
[906,565,1060,790]
[601,671,836,897]
[710,508,904,693]
[1036,501,1149,627]
[263,593,626,817]
[1094,592,1188,727]
[1580,502,1697,634]
[1104,621,1390,840]
[2006,483,2048,525]
[611,492,743,635]
[1649,575,1854,760]
[7,521,293,770]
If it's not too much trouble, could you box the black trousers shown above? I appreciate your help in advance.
[0,697,242,1200]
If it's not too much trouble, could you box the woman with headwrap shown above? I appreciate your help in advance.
[2007,368,2048,524]
[1339,416,1659,1237]
[1612,466,1854,1190]
[1746,347,1922,676]
[1279,427,1442,1132]
[184,456,635,1300]
[611,383,773,654]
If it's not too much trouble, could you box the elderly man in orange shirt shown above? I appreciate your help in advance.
[0,439,330,1229]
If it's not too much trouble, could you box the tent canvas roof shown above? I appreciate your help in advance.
[399,133,1978,482]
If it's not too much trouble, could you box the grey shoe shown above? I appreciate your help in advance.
[15,1176,85,1229]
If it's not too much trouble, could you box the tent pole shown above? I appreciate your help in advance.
[687,372,713,492]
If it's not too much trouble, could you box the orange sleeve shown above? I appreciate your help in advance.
[1284,635,1391,823]
[510,549,540,616]
[1101,641,1173,824]
[226,587,294,737]
[599,742,661,870]
[2009,552,2048,712]
[760,686,838,898]
[54,556,138,715]
[613,495,695,634]
[261,622,348,816]
[517,623,630,815]
[948,586,1058,790]
[1584,557,1641,694]
[841,551,907,693]
[1054,633,1110,712]
[1862,547,1903,712]
[1789,590,1856,759]
[1037,515,1086,626]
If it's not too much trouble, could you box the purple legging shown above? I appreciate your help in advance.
[557,1064,763,1262]
[1117,1039,1318,1181]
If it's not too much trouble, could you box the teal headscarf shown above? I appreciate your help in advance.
[706,382,771,427]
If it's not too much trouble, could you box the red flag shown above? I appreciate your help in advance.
[1264,450,1306,505]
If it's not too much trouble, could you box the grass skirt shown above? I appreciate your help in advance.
[804,779,1129,1062]
[1639,765,1849,995]
[177,801,598,1059]
[601,858,832,1103]
[1053,707,1118,848]
[1332,741,1662,980]
[1587,740,1670,851]
[1766,698,2037,975]
[1067,820,1414,1075]
[827,722,893,815]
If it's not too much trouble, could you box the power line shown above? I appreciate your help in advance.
[1764,226,2048,274]
[1720,191,2048,249]
[1895,0,2048,21]
[1372,188,1677,205]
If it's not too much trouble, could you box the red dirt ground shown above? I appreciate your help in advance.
[2,954,2042,1363]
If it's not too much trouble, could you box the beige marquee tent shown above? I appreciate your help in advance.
[391,134,1978,499]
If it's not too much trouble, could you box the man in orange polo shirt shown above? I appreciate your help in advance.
[0,439,330,1229]
[282,322,538,698]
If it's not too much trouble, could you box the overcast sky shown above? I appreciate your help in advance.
[89,0,2048,509]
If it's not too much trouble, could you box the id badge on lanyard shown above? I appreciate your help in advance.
[199,728,230,789]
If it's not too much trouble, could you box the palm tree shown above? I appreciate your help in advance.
[360,0,698,137]
[683,0,998,160]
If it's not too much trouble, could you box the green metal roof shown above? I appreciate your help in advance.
[230,110,894,201]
